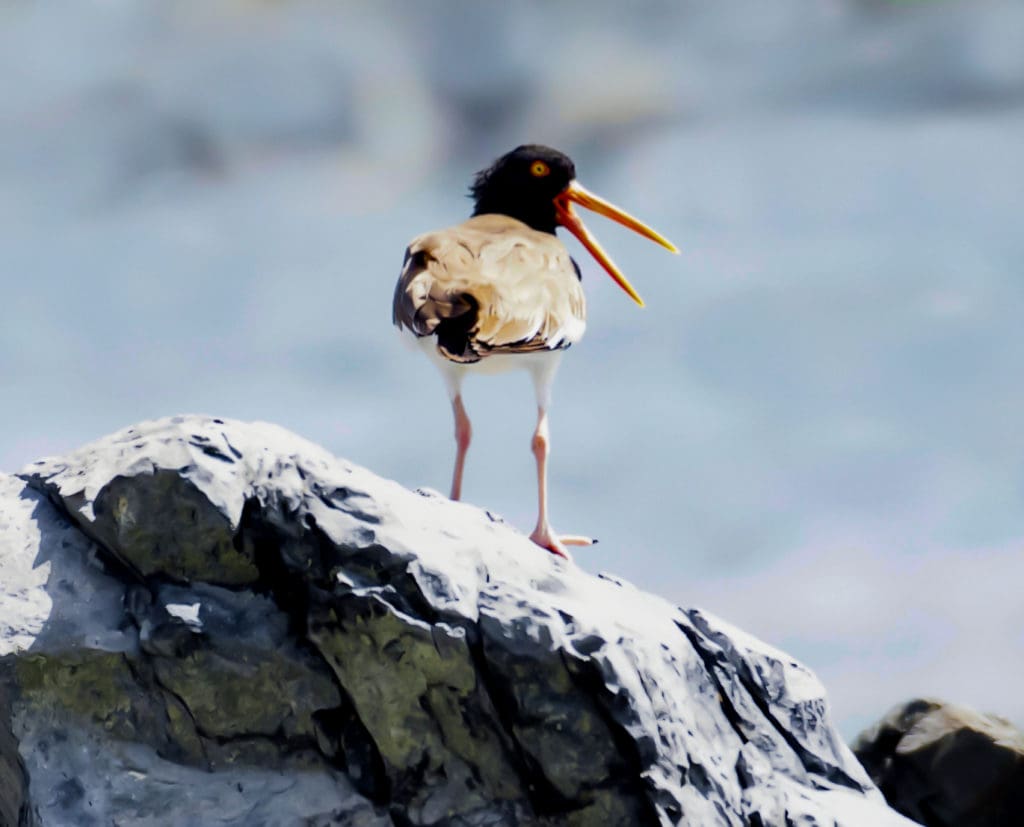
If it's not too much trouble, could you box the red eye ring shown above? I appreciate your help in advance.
[530,161,550,177]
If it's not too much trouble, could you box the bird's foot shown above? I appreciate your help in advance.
[529,528,596,560]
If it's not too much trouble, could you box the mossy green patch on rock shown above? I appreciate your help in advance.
[87,470,257,585]
[152,645,340,740]
[161,690,207,767]
[310,593,524,812]
[15,652,167,745]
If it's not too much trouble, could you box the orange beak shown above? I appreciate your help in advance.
[553,180,678,307]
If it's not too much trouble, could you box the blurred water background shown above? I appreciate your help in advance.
[2,0,1023,738]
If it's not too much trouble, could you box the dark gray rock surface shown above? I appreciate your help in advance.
[0,415,915,826]
[854,698,1024,827]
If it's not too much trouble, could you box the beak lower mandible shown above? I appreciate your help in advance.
[554,180,679,307]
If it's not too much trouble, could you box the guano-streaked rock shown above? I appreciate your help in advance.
[1,415,915,826]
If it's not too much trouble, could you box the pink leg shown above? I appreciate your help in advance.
[528,407,594,558]
[449,394,471,501]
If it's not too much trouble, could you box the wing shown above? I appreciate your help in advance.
[392,214,586,364]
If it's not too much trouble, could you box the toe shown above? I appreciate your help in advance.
[559,535,596,547]
[529,529,571,560]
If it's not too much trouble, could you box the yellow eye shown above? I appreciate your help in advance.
[530,160,550,177]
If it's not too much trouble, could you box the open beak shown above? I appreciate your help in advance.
[553,180,678,307]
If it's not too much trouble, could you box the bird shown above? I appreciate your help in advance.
[392,144,678,558]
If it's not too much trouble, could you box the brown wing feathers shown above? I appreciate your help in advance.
[392,215,585,364]
[393,248,483,362]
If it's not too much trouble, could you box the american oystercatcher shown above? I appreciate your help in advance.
[393,145,677,557]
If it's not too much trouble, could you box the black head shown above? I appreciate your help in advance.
[470,145,576,234]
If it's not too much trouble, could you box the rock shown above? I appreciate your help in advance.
[0,687,29,827]
[1,415,914,826]
[854,698,1024,827]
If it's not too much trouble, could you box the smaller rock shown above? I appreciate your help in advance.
[853,698,1024,827]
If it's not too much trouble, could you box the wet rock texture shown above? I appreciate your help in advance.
[854,698,1024,827]
[0,416,913,826]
